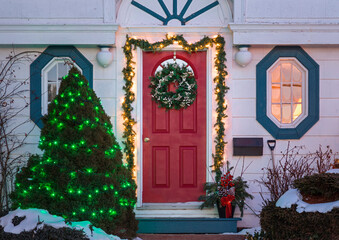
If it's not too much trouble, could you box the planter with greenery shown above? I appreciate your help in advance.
[199,164,253,218]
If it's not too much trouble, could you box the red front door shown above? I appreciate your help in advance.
[142,51,206,203]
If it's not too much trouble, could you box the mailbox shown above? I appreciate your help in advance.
[233,138,263,156]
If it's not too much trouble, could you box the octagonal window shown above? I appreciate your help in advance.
[30,46,93,128]
[256,46,319,139]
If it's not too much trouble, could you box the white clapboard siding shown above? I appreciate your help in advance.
[0,0,104,23]
[245,0,339,23]
[0,46,118,159]
[231,45,339,227]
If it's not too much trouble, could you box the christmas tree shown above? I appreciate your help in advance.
[11,67,138,238]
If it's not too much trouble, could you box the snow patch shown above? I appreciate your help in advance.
[222,227,261,236]
[0,208,121,240]
[276,189,339,213]
[236,227,261,235]
[276,189,302,209]
[326,169,339,174]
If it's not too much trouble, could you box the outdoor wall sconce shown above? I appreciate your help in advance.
[96,46,113,68]
[235,45,252,67]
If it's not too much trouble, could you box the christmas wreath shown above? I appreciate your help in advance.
[149,62,197,110]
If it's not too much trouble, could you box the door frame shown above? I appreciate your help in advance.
[135,45,215,208]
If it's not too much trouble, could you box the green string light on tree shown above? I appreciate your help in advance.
[10,67,138,238]
[122,34,228,183]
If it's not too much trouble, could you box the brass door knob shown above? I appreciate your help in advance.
[144,137,150,142]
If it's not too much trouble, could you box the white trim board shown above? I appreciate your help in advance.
[230,23,339,45]
[0,24,118,45]
[120,26,230,34]
[133,43,217,218]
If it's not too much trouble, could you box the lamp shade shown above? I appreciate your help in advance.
[96,47,113,68]
[235,46,252,67]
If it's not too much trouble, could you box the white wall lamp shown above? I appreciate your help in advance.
[235,45,252,67]
[96,46,114,68]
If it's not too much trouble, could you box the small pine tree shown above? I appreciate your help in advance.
[11,67,138,238]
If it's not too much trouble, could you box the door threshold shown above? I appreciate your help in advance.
[135,202,217,218]
[137,202,202,210]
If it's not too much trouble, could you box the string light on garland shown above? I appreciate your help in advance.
[122,34,229,183]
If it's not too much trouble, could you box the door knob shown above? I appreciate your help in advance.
[144,137,150,142]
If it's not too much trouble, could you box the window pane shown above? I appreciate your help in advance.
[272,65,281,83]
[293,84,302,103]
[272,104,281,122]
[271,84,281,103]
[156,59,194,75]
[282,104,292,123]
[293,65,302,82]
[281,63,291,82]
[48,65,57,82]
[292,104,302,121]
[282,83,291,103]
[48,83,57,102]
[58,63,69,80]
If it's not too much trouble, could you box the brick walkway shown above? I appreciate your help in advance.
[137,234,246,240]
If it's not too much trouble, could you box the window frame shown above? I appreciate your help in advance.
[256,46,319,139]
[41,58,82,115]
[30,46,93,128]
[266,57,308,128]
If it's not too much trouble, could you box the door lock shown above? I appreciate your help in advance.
[144,137,150,142]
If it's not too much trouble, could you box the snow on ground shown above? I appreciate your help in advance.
[0,208,121,240]
[276,189,339,213]
[326,169,339,174]
[237,227,261,236]
[222,227,261,236]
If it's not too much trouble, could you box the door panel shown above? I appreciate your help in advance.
[143,51,206,203]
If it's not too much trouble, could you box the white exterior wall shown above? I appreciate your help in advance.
[230,46,339,227]
[0,0,117,45]
[231,0,339,45]
[0,0,115,24]
[229,1,339,226]
[1,0,339,229]
[238,0,339,24]
[0,46,119,159]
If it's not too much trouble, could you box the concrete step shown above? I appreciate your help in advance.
[137,234,246,240]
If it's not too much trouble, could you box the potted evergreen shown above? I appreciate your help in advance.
[199,165,253,218]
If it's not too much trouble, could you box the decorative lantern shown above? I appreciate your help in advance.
[235,45,252,67]
[96,46,113,68]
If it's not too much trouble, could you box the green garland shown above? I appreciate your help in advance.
[149,62,197,110]
[122,34,228,183]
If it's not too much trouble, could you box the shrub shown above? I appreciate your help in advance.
[293,173,339,201]
[260,143,336,202]
[0,225,89,240]
[260,201,339,240]
[10,67,138,238]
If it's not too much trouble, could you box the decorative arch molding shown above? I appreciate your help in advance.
[117,0,232,27]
